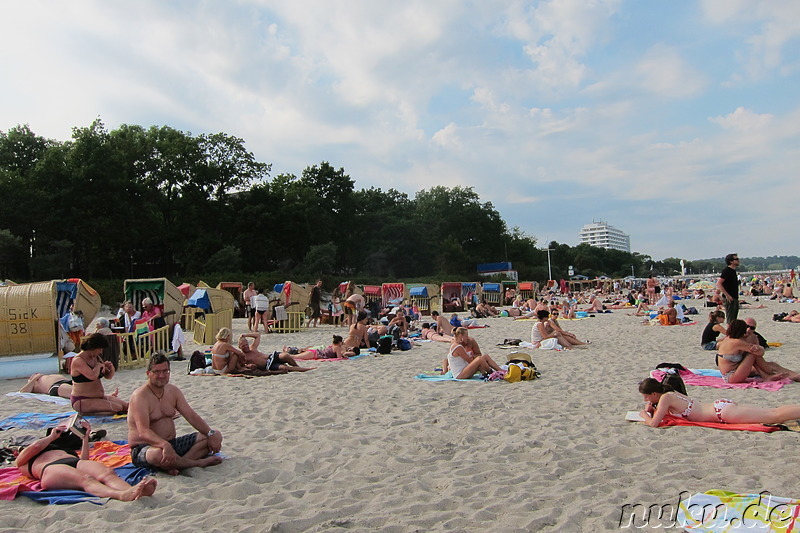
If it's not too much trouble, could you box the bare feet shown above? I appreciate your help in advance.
[767,372,789,382]
[199,456,223,467]
[120,480,148,501]
[140,477,158,497]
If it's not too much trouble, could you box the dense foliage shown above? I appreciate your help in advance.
[1,121,795,289]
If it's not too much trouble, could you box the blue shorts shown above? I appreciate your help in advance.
[131,433,198,468]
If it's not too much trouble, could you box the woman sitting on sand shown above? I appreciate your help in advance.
[70,334,127,415]
[20,373,73,399]
[343,311,371,353]
[715,319,778,383]
[638,377,800,427]
[210,327,252,374]
[548,310,588,346]
[529,310,582,349]
[292,335,356,360]
[15,420,157,501]
[701,310,727,350]
[441,327,502,379]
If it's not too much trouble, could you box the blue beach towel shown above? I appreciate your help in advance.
[0,412,125,430]
[20,465,152,505]
[414,371,484,382]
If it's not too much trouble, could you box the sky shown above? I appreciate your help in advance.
[1,1,798,261]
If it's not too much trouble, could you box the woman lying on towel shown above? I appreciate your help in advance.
[15,420,157,501]
[292,335,356,360]
[441,327,502,379]
[638,378,800,427]
[420,323,454,342]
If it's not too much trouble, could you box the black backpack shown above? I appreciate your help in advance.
[188,350,208,373]
[376,335,393,354]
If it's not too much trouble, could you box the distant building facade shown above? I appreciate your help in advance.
[579,220,630,252]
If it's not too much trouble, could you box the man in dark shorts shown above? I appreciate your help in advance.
[237,333,313,373]
[717,253,741,324]
[243,282,258,331]
[127,352,223,475]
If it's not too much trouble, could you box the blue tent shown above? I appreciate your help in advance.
[409,286,428,297]
[187,289,212,311]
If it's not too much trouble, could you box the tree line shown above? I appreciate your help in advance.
[1,120,792,290]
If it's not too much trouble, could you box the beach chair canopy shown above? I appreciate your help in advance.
[177,283,194,299]
[273,283,285,294]
[55,281,78,318]
[519,282,533,291]
[382,283,405,307]
[482,283,500,293]
[410,286,428,297]
[187,289,212,311]
[363,285,381,296]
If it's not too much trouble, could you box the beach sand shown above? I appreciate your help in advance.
[2,299,799,531]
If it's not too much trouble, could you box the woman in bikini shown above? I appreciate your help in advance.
[715,319,784,383]
[638,377,800,427]
[20,373,73,399]
[210,327,252,374]
[419,323,453,342]
[15,420,157,501]
[441,327,502,379]
[70,334,127,415]
[343,311,370,353]
[292,335,356,360]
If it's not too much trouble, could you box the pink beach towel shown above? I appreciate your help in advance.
[651,369,792,391]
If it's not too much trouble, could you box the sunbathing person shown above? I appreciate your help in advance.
[19,373,73,399]
[548,310,588,346]
[70,334,128,415]
[343,311,371,353]
[290,335,354,360]
[777,310,800,323]
[419,323,454,342]
[474,299,499,318]
[210,327,252,374]
[387,308,409,337]
[638,377,800,427]
[700,310,727,350]
[430,310,454,336]
[16,420,156,501]
[530,310,583,349]
[715,320,784,383]
[441,327,502,379]
[238,333,314,371]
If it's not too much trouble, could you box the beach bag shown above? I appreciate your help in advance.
[67,312,84,332]
[660,370,687,396]
[397,338,412,351]
[188,350,208,373]
[377,335,393,354]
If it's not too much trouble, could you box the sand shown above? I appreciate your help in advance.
[1,299,800,532]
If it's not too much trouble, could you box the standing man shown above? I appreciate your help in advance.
[243,282,258,332]
[308,279,323,328]
[717,253,741,324]
[128,352,223,475]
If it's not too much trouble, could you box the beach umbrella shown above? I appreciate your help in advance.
[688,280,715,291]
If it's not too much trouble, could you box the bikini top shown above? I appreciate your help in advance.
[670,392,694,418]
[71,360,102,383]
[717,353,744,364]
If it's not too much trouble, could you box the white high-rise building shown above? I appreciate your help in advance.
[579,220,630,252]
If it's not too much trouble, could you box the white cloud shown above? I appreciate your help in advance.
[635,45,709,98]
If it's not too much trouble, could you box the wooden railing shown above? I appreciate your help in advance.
[116,325,171,369]
[192,309,234,344]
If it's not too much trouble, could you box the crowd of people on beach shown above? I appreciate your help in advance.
[6,252,800,504]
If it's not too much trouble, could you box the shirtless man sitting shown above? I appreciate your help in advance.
[430,310,453,336]
[128,352,223,475]
[662,301,678,325]
[238,333,313,373]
